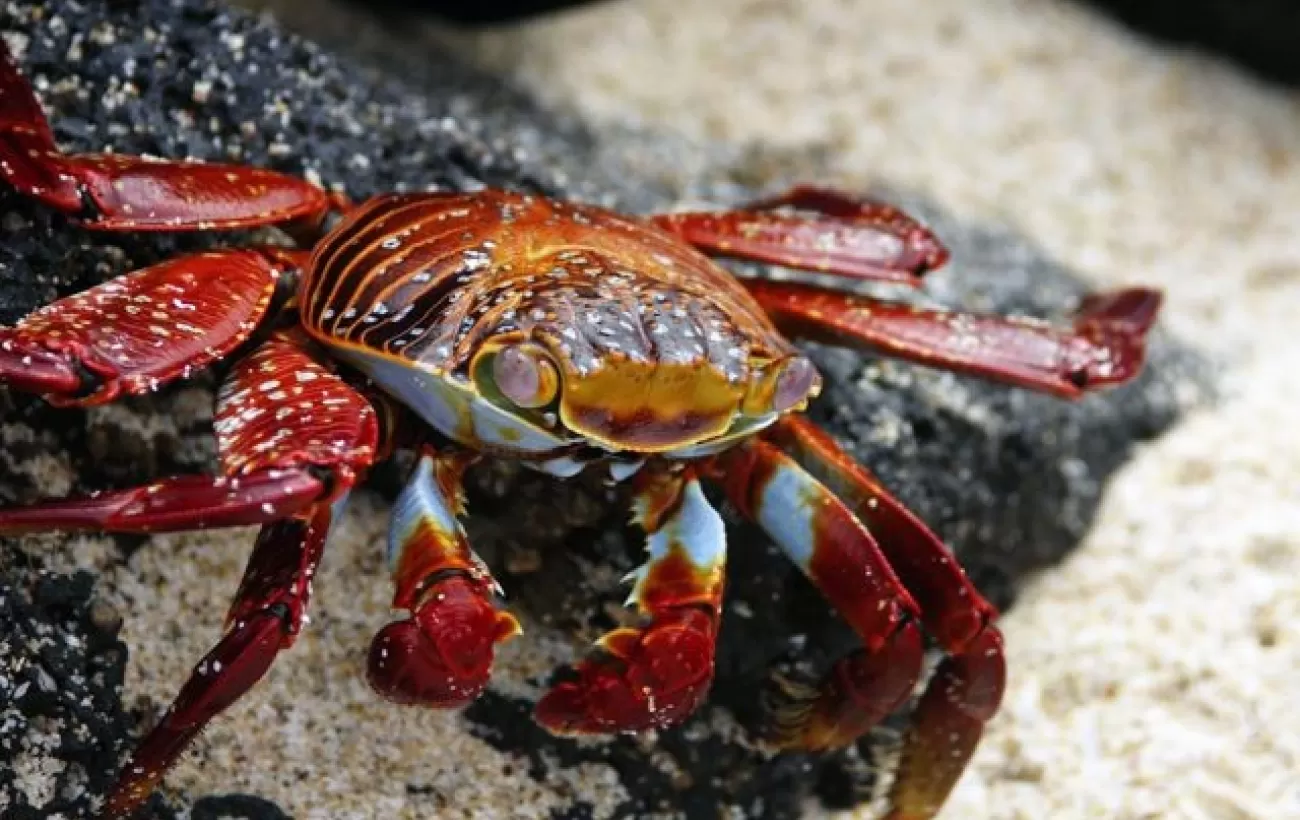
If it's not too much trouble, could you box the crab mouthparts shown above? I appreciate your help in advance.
[557,359,744,453]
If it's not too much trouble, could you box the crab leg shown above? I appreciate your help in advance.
[0,247,307,406]
[0,331,378,535]
[103,502,337,819]
[0,43,335,232]
[649,184,949,287]
[652,184,1161,396]
[0,334,382,816]
[746,279,1162,398]
[707,439,926,752]
[535,467,726,734]
[766,416,1006,820]
[367,446,521,709]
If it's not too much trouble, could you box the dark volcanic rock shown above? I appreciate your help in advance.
[352,0,611,26]
[1081,0,1300,85]
[0,1,1202,818]
[0,567,147,819]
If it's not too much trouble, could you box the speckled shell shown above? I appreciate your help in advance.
[299,191,796,381]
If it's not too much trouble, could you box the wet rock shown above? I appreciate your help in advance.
[0,0,1204,818]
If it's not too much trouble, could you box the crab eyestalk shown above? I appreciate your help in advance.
[742,354,821,416]
[490,343,560,409]
[367,448,520,708]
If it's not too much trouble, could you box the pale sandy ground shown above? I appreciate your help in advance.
[421,1,1300,818]
[41,0,1298,818]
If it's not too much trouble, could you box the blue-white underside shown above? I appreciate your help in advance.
[332,345,777,479]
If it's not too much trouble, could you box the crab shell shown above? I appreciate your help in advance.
[298,191,822,465]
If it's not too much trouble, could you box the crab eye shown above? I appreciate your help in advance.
[492,344,559,409]
[771,356,818,413]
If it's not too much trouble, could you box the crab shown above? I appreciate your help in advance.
[0,41,1162,820]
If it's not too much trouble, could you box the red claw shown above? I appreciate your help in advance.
[0,248,299,407]
[535,607,717,735]
[367,575,521,708]
[537,470,727,735]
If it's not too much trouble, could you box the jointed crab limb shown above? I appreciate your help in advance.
[213,332,379,476]
[0,469,328,535]
[709,438,925,750]
[746,279,1162,398]
[650,184,949,287]
[768,417,1005,820]
[885,629,1005,820]
[0,331,378,535]
[535,468,727,734]
[103,505,335,820]
[367,446,521,709]
[0,335,383,817]
[0,247,306,406]
[0,45,334,232]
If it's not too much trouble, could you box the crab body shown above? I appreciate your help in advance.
[0,42,1162,820]
[301,190,802,464]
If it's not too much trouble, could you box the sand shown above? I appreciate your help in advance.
[420,1,1300,817]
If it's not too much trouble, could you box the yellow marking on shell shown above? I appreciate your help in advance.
[741,358,782,416]
[558,357,745,453]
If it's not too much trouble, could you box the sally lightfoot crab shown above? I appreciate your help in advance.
[0,42,1160,820]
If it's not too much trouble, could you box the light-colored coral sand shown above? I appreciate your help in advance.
[431,1,1300,817]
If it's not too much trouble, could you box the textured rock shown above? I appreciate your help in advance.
[0,1,1199,818]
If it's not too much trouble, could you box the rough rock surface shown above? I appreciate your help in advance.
[0,1,1198,818]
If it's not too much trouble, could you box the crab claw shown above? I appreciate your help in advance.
[535,607,717,734]
[367,574,521,708]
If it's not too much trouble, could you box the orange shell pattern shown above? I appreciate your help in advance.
[299,191,797,382]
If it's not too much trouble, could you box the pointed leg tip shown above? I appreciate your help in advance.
[760,638,922,753]
[495,611,524,643]
[101,775,163,820]
[1077,286,1165,334]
